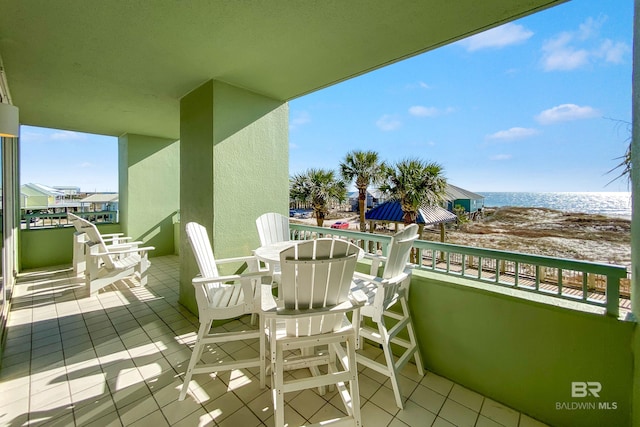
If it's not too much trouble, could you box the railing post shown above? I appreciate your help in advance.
[606,275,620,318]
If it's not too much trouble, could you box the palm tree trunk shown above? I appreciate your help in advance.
[358,187,367,232]
[314,206,325,227]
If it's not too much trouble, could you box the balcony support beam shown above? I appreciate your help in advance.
[178,80,289,314]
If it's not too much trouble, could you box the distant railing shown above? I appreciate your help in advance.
[21,211,118,230]
[290,223,628,318]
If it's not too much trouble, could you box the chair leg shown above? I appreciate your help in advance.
[259,314,265,389]
[138,253,149,287]
[401,297,424,376]
[346,336,362,426]
[271,320,285,427]
[179,319,211,401]
[378,319,404,409]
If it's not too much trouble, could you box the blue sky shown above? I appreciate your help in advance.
[20,126,118,192]
[20,0,632,193]
[289,0,633,192]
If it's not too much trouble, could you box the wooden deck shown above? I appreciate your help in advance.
[423,256,631,316]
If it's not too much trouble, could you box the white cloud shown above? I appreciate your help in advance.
[541,17,629,71]
[51,130,84,140]
[596,39,628,64]
[578,16,604,40]
[79,162,94,168]
[535,104,600,125]
[289,142,298,150]
[490,154,512,161]
[289,111,311,130]
[408,106,439,117]
[460,23,533,51]
[405,81,431,90]
[487,127,539,140]
[376,114,402,131]
[408,106,455,117]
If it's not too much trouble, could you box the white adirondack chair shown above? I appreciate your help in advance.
[351,223,424,409]
[179,222,269,401]
[79,217,155,296]
[262,238,363,427]
[68,212,135,275]
[255,212,290,282]
[256,212,290,246]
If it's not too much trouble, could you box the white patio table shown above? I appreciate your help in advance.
[254,240,365,266]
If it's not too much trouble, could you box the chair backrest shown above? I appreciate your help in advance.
[185,222,220,280]
[186,222,228,317]
[382,224,419,279]
[369,224,419,316]
[68,212,84,233]
[256,212,290,247]
[279,238,359,337]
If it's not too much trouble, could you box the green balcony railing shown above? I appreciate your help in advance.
[290,223,628,318]
[21,210,118,230]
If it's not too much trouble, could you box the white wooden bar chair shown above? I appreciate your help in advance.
[179,222,270,401]
[78,217,155,296]
[351,223,424,409]
[255,212,290,282]
[261,238,364,427]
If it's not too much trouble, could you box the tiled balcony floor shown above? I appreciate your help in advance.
[0,255,549,427]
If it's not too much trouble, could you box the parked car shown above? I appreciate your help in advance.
[290,209,313,219]
[331,221,349,229]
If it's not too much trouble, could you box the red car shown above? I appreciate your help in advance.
[331,221,349,229]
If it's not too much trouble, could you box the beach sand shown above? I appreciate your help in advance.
[442,207,631,270]
[294,206,631,271]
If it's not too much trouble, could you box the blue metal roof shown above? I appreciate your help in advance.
[365,201,457,225]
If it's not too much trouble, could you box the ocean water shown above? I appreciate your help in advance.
[479,192,632,218]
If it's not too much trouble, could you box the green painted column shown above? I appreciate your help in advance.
[118,134,180,255]
[179,80,289,314]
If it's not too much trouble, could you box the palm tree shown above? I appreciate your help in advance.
[379,158,447,225]
[290,169,347,227]
[339,150,385,232]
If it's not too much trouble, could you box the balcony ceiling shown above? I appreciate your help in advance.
[0,0,566,140]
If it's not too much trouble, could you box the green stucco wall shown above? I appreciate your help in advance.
[410,270,634,427]
[118,134,180,256]
[179,80,289,314]
[19,223,122,270]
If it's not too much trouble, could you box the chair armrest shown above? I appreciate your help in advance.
[263,298,364,319]
[363,253,387,275]
[353,271,388,285]
[106,241,143,248]
[103,236,133,243]
[101,233,125,238]
[90,246,155,256]
[192,270,271,285]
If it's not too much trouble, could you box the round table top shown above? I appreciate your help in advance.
[253,241,298,264]
[253,240,364,264]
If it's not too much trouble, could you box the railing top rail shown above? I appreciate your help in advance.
[290,223,392,244]
[290,223,627,278]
